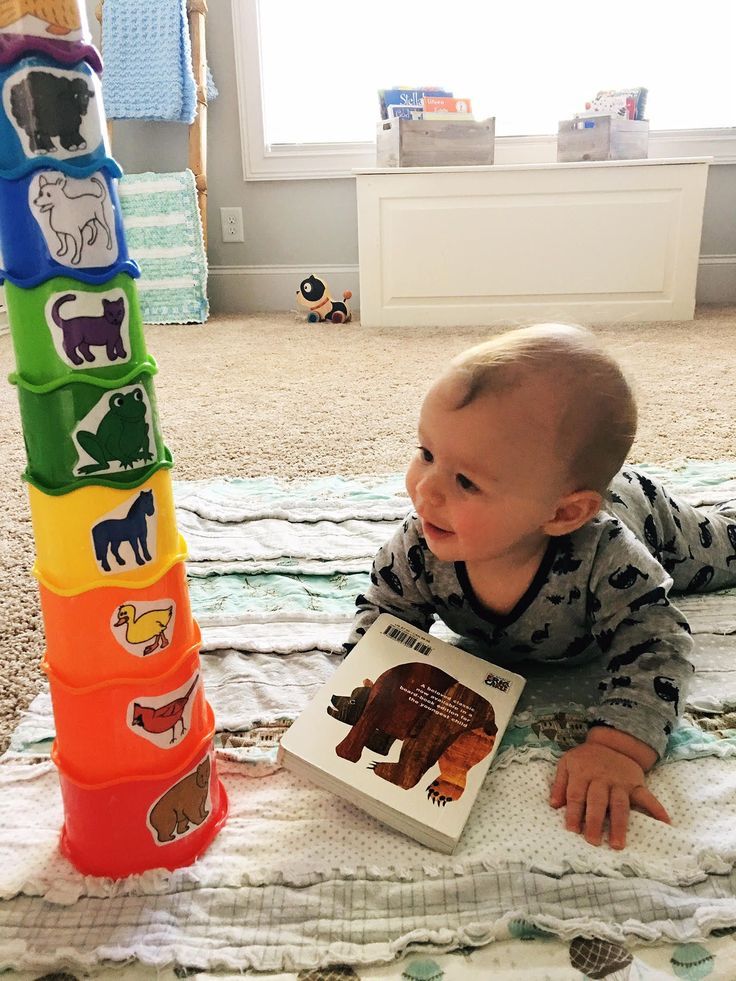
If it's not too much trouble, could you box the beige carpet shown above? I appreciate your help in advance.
[1,308,735,753]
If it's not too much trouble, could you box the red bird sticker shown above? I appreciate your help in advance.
[127,671,200,748]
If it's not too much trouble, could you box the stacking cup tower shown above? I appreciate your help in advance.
[0,0,227,877]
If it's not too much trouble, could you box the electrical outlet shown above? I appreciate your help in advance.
[220,206,244,243]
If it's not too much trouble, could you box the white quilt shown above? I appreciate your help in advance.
[2,463,736,976]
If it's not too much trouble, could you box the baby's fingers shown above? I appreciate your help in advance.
[631,785,671,824]
[549,756,569,809]
[608,786,631,850]
[582,780,609,846]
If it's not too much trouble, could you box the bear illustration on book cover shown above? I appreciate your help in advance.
[327,661,498,805]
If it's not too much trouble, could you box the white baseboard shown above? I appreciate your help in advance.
[0,256,730,327]
[697,254,736,304]
[209,263,360,315]
[207,257,735,315]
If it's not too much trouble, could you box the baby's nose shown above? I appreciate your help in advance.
[419,474,445,505]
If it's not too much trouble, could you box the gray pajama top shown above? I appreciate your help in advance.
[345,468,736,758]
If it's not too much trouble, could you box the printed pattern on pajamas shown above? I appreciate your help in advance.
[344,467,736,757]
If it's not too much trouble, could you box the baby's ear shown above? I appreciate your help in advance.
[543,489,602,536]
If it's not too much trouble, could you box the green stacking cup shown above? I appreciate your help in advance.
[3,274,153,386]
[12,363,173,495]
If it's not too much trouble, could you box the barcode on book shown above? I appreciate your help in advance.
[484,673,510,693]
[383,624,432,656]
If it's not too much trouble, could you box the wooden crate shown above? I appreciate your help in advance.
[557,116,649,162]
[376,117,495,168]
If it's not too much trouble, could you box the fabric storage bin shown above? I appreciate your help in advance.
[0,55,109,178]
[0,165,139,288]
[53,738,228,878]
[14,363,171,493]
[29,467,186,595]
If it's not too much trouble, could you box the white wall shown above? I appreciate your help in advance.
[87,0,736,314]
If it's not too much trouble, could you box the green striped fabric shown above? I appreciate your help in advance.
[118,170,209,324]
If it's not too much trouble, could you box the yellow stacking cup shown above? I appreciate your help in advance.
[29,468,187,595]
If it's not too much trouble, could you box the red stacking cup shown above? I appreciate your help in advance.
[53,732,229,878]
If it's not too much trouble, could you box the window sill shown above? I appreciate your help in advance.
[239,130,736,182]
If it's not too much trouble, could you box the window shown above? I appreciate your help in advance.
[232,0,736,180]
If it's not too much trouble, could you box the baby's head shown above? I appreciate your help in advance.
[407,324,637,566]
[448,323,637,495]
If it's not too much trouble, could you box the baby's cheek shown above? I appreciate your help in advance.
[405,462,420,501]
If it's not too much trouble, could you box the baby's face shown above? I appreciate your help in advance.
[405,372,570,567]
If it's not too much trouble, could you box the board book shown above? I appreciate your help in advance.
[422,96,473,116]
[278,614,526,853]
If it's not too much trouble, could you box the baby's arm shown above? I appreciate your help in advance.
[550,535,694,847]
[344,514,436,657]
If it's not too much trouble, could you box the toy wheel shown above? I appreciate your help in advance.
[307,312,320,323]
[331,312,346,324]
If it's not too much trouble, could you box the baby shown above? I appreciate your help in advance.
[344,324,736,849]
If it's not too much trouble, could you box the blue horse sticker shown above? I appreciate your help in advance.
[92,489,155,573]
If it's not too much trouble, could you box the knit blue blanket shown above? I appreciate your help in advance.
[101,0,197,122]
[118,170,209,324]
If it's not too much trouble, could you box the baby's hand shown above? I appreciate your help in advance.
[549,737,670,849]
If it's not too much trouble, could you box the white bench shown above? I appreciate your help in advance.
[355,158,710,327]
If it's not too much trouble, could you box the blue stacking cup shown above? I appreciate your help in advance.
[0,165,139,287]
[0,56,110,179]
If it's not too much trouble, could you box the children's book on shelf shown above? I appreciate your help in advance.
[378,87,453,120]
[278,613,526,853]
[387,105,423,121]
[580,87,648,120]
[422,96,474,119]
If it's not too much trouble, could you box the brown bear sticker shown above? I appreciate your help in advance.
[327,661,498,805]
[147,754,211,845]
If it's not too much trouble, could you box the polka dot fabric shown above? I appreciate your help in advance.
[5,750,736,903]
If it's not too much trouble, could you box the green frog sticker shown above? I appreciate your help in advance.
[76,387,153,475]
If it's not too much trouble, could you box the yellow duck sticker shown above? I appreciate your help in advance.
[114,603,173,656]
[0,0,82,35]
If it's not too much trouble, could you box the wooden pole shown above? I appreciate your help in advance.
[94,1,114,147]
[188,0,209,249]
[95,0,209,245]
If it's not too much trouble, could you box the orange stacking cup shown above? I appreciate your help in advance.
[40,560,198,687]
[44,641,210,783]
[53,735,229,878]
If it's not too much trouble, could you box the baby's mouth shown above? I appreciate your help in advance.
[422,517,452,538]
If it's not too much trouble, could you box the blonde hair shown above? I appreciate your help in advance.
[448,323,637,494]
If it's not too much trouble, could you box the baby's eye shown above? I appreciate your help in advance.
[417,446,433,463]
[457,473,477,492]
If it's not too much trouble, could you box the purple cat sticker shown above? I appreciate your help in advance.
[45,288,130,368]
